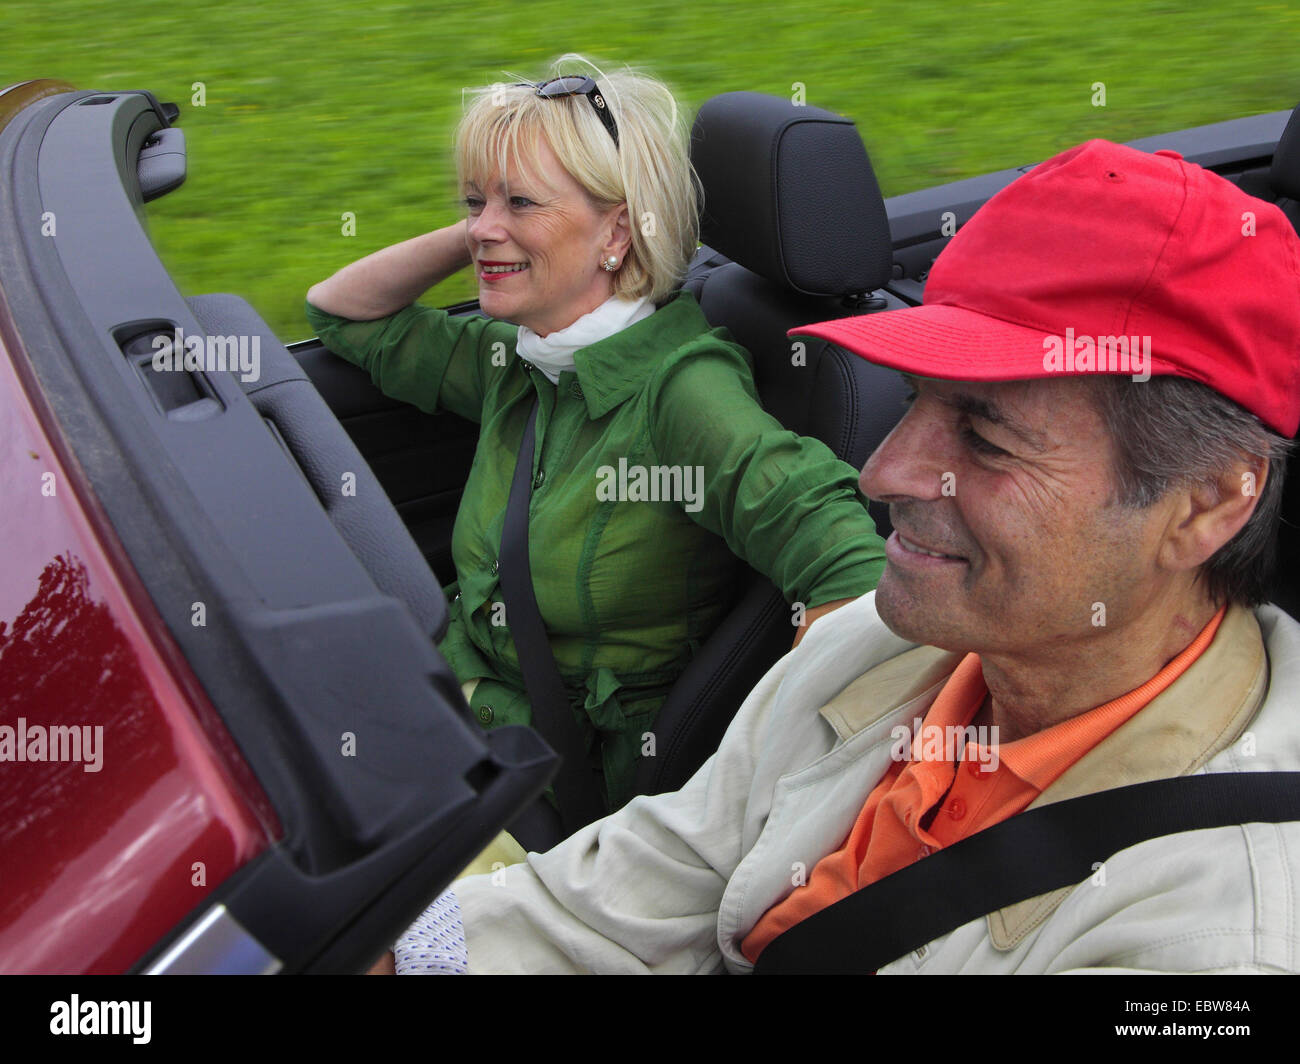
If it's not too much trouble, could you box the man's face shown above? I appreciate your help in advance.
[859,375,1172,659]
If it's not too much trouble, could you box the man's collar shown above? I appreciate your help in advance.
[997,603,1265,945]
[569,291,718,418]
[813,603,1267,949]
[817,644,959,742]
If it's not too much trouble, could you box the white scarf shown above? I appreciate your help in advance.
[515,296,654,383]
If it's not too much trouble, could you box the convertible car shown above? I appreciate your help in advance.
[1,77,1297,974]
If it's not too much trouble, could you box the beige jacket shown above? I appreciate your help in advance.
[456,592,1300,973]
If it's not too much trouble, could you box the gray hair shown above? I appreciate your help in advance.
[1090,375,1292,607]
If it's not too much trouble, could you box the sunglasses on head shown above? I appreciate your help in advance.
[530,75,620,149]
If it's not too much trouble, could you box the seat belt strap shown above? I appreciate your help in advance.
[498,399,606,835]
[755,771,1300,973]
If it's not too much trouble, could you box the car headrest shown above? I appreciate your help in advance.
[1269,100,1300,200]
[691,91,892,297]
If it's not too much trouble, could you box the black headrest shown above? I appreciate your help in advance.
[691,92,892,297]
[1270,101,1300,200]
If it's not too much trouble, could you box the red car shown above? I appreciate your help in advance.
[0,79,554,974]
[3,76,1297,976]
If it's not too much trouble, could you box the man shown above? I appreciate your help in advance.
[394,139,1300,974]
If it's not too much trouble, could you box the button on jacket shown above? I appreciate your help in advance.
[305,292,886,808]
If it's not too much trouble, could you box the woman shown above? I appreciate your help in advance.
[306,58,886,820]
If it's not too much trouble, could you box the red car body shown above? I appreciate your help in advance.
[0,294,276,973]
[0,80,552,973]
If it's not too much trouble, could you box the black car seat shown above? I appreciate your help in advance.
[1233,102,1300,616]
[626,92,913,801]
[1262,101,1300,231]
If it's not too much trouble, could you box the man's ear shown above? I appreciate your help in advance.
[1158,454,1269,572]
[602,204,633,264]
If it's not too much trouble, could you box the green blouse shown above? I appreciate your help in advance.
[305,292,885,809]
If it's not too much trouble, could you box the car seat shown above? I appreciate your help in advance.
[626,92,913,802]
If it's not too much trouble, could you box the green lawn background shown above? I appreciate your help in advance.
[4,0,1298,339]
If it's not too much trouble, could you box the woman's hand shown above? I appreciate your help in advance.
[307,220,473,321]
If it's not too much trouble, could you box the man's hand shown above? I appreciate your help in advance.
[792,597,855,648]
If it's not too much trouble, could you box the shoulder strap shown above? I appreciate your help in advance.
[755,771,1300,974]
[498,400,606,835]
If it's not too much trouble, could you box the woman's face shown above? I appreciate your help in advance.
[463,135,629,337]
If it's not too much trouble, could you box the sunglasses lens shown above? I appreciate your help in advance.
[536,76,591,97]
[533,76,619,147]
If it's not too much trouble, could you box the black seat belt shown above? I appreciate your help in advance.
[498,399,606,836]
[755,771,1300,974]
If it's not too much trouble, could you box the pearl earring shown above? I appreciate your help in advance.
[601,256,619,272]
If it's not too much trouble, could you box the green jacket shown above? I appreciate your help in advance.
[305,292,885,809]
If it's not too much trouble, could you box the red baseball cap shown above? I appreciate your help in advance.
[794,139,1300,437]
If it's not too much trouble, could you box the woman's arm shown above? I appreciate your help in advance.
[648,337,886,616]
[304,218,518,423]
[307,220,473,321]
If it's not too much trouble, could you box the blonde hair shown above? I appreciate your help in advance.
[455,55,699,303]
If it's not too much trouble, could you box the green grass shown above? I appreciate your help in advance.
[5,0,1298,338]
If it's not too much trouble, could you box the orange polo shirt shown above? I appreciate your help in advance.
[741,608,1227,963]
